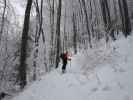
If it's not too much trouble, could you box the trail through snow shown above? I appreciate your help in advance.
[11,36,133,100]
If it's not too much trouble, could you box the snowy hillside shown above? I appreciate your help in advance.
[11,35,133,100]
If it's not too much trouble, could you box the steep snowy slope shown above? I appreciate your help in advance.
[11,35,133,100]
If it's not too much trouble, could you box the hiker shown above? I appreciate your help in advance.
[60,51,71,73]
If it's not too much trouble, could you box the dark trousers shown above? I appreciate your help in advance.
[62,61,67,71]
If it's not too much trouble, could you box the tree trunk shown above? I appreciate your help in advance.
[0,0,6,43]
[72,12,77,54]
[19,0,33,89]
[49,0,55,69]
[81,0,92,48]
[55,0,62,68]
[100,0,112,42]
[118,0,131,37]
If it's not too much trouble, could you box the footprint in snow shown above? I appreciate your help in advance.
[68,83,74,87]
[117,82,124,90]
[118,68,126,73]
[91,87,98,92]
[102,85,112,91]
[88,87,99,96]
[112,66,126,73]
[123,95,130,100]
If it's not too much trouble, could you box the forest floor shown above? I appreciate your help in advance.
[10,35,133,100]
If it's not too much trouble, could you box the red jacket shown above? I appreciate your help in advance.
[64,52,71,60]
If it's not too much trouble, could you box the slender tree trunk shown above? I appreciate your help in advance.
[63,8,66,52]
[81,0,92,48]
[0,0,6,43]
[118,0,131,37]
[72,12,77,54]
[55,0,62,68]
[49,0,55,68]
[19,0,33,89]
[100,0,112,42]
[33,0,40,80]
[51,0,55,46]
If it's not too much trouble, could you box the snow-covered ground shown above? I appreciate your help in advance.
[11,36,133,100]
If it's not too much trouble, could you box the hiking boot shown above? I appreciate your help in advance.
[62,69,66,73]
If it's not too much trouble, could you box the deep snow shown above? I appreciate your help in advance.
[11,36,133,100]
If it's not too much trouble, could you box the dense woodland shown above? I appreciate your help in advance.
[0,0,132,95]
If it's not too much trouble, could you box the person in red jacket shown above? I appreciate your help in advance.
[60,51,71,73]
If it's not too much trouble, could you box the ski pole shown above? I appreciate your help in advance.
[70,60,71,68]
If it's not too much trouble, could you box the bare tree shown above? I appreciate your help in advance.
[80,0,92,48]
[99,0,112,42]
[48,0,55,69]
[19,0,33,89]
[72,12,77,54]
[63,8,67,52]
[0,0,7,43]
[55,0,62,68]
[118,0,131,37]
